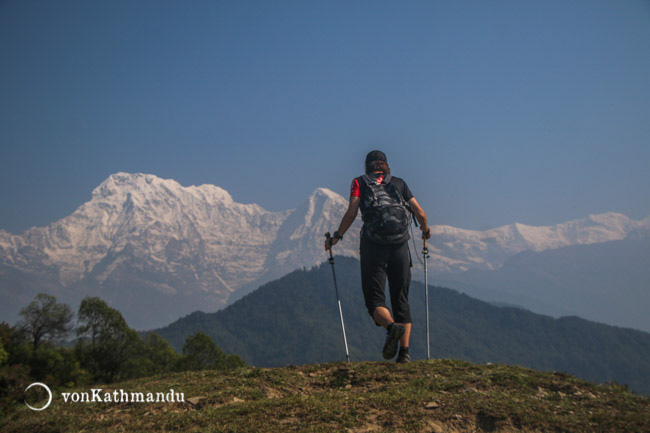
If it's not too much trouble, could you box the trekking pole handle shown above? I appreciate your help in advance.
[423,238,428,256]
[324,232,334,262]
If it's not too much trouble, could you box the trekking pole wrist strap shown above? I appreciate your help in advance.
[333,231,343,240]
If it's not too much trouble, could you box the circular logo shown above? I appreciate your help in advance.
[25,382,53,411]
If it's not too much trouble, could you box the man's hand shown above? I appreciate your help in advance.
[324,231,343,250]
[324,237,340,250]
[421,227,431,240]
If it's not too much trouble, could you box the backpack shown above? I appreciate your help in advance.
[358,174,411,245]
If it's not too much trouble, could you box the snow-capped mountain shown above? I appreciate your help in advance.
[1,173,285,288]
[1,172,647,330]
[227,187,363,304]
[0,173,279,328]
[425,212,647,273]
[0,173,355,329]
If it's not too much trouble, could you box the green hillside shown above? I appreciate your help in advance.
[4,360,649,432]
[153,257,650,395]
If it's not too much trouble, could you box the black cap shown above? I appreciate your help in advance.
[365,150,387,165]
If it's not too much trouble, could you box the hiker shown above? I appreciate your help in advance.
[325,150,430,363]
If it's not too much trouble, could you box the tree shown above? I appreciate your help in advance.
[18,294,73,350]
[122,332,180,377]
[75,297,141,382]
[142,332,180,374]
[222,354,246,369]
[177,332,226,371]
[0,341,7,367]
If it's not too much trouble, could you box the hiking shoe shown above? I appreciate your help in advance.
[382,323,405,359]
[396,347,411,363]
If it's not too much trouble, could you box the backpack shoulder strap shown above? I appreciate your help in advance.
[386,177,413,216]
[385,177,405,203]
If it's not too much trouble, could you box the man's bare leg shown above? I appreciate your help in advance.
[372,306,394,328]
[400,323,411,348]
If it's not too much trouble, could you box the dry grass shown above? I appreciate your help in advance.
[4,359,649,432]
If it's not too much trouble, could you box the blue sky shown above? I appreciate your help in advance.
[1,0,649,233]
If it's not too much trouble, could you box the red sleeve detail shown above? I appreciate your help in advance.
[350,178,360,198]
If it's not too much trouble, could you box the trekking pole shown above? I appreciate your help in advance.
[423,238,430,360]
[325,232,350,364]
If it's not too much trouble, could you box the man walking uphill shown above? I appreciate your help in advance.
[325,150,431,363]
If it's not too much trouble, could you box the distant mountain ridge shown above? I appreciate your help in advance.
[0,172,647,329]
[426,211,649,273]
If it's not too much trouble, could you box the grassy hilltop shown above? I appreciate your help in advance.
[5,359,649,433]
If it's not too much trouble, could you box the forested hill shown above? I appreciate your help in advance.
[153,256,650,395]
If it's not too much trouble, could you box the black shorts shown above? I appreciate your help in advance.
[360,235,412,324]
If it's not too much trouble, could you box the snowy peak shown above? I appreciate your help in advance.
[2,172,649,330]
[549,212,635,245]
[425,212,646,273]
[91,172,166,198]
[1,173,286,288]
[91,172,236,208]
[257,187,360,281]
[309,187,347,203]
[294,188,348,230]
